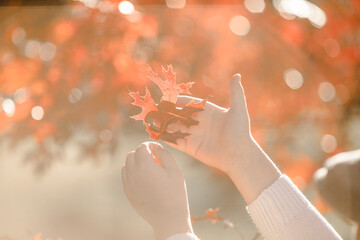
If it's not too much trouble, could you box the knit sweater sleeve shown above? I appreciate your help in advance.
[167,175,342,240]
[247,175,342,240]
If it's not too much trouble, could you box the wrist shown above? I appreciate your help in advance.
[222,136,256,175]
[226,137,281,204]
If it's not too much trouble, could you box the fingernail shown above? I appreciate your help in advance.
[232,73,241,81]
[148,142,163,153]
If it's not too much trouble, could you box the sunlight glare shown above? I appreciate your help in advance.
[166,0,186,9]
[80,0,98,8]
[31,106,44,120]
[11,27,26,45]
[245,0,265,13]
[318,82,336,102]
[273,0,326,28]
[2,98,15,117]
[118,1,135,15]
[24,40,41,59]
[284,68,303,90]
[229,15,251,36]
[39,42,57,62]
[98,1,114,13]
[321,134,337,153]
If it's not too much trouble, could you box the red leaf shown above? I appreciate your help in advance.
[129,88,158,121]
[129,65,203,142]
[186,99,207,109]
[148,65,194,103]
[144,100,203,143]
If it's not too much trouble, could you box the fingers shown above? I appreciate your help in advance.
[134,141,167,169]
[134,142,154,165]
[152,145,179,171]
[176,95,196,107]
[124,142,180,174]
[163,138,186,152]
[229,74,247,113]
[166,122,188,133]
[125,151,136,170]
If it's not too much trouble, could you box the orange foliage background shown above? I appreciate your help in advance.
[0,0,359,215]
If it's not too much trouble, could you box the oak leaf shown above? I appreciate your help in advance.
[129,88,158,121]
[147,65,194,103]
[129,65,204,143]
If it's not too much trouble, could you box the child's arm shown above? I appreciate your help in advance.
[165,74,281,204]
[165,74,342,239]
[121,142,195,240]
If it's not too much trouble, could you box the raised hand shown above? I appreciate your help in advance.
[164,74,251,174]
[121,142,194,240]
[164,74,281,204]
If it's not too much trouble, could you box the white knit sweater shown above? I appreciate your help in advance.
[167,175,342,240]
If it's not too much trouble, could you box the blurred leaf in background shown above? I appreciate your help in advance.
[0,0,359,191]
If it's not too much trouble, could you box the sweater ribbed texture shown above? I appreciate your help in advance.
[246,175,342,240]
[167,175,342,240]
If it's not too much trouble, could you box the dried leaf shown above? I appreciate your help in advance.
[129,66,204,142]
[147,65,194,103]
[129,88,158,121]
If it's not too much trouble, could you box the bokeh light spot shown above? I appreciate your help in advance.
[321,134,337,153]
[11,27,26,45]
[98,1,114,13]
[39,42,57,62]
[31,106,44,120]
[244,0,265,13]
[273,0,326,28]
[318,82,336,102]
[68,88,83,103]
[80,0,99,8]
[24,40,41,58]
[14,88,29,104]
[284,68,303,90]
[99,129,113,142]
[323,38,340,58]
[118,1,135,15]
[166,0,186,9]
[229,15,251,36]
[2,98,15,117]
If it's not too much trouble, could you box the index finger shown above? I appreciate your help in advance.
[176,95,198,107]
[177,95,225,111]
[134,142,154,165]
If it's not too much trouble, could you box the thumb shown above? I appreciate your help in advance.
[229,74,247,112]
[151,145,178,170]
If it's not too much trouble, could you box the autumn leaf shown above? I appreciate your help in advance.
[147,65,194,103]
[191,207,235,229]
[129,88,158,121]
[205,207,220,223]
[144,100,205,143]
[129,65,204,143]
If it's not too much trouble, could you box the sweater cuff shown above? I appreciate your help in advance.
[166,233,199,240]
[246,175,311,238]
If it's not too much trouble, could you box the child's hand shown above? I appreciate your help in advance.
[165,74,281,204]
[121,142,193,240]
[165,74,252,174]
